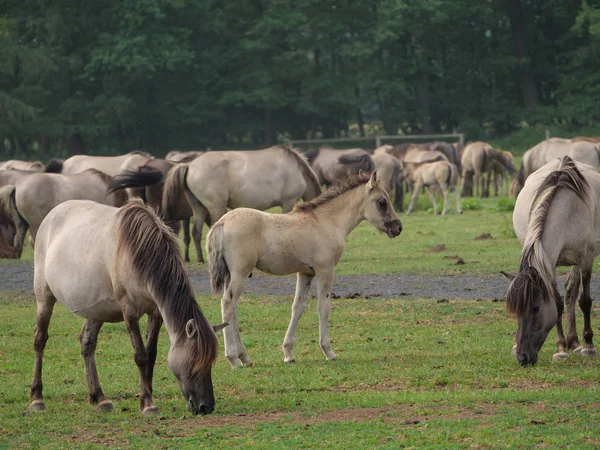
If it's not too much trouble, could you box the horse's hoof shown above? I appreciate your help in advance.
[552,352,569,361]
[581,348,597,357]
[30,400,46,412]
[326,353,337,361]
[284,357,296,363]
[573,346,584,354]
[96,400,113,413]
[227,356,244,369]
[511,344,517,356]
[142,406,160,416]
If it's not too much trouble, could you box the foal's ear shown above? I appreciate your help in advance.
[367,170,379,190]
[212,322,229,333]
[185,319,198,338]
[500,270,516,281]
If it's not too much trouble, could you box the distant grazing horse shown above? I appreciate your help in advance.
[461,141,515,198]
[60,151,152,177]
[165,150,205,163]
[207,171,402,368]
[401,160,462,215]
[511,138,600,198]
[305,147,374,186]
[0,160,44,171]
[30,199,226,414]
[491,150,516,196]
[109,157,200,261]
[372,150,403,210]
[162,146,322,263]
[422,141,463,172]
[504,156,599,366]
[0,170,127,257]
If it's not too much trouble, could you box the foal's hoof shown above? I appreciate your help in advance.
[96,400,113,413]
[284,357,296,363]
[552,352,569,361]
[30,400,46,412]
[142,406,160,416]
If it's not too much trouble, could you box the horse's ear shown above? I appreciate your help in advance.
[212,322,229,333]
[500,270,516,281]
[367,170,379,190]
[185,319,198,338]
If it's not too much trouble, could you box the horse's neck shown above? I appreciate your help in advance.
[316,188,366,237]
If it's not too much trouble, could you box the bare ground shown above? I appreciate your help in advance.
[1,261,596,301]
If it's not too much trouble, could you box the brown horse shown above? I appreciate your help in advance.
[30,199,226,414]
[162,146,322,263]
[505,156,599,366]
[207,171,401,368]
[0,170,127,257]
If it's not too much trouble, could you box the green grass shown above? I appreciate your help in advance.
[1,292,599,448]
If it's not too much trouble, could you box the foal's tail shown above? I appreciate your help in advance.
[162,163,189,220]
[0,185,26,258]
[207,219,230,294]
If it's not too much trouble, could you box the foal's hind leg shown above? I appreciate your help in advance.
[564,266,582,351]
[30,290,57,411]
[79,319,113,412]
[428,188,439,215]
[577,265,596,357]
[283,273,314,363]
[316,269,336,361]
[221,271,253,368]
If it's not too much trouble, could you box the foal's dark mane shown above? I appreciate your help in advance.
[116,199,217,372]
[506,156,589,315]
[294,172,371,213]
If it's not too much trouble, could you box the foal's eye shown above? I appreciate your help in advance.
[378,198,387,207]
[532,306,540,314]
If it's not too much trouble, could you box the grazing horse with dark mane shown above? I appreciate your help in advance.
[30,199,226,415]
[305,147,375,186]
[59,151,152,177]
[504,156,599,366]
[207,171,402,368]
[162,145,322,263]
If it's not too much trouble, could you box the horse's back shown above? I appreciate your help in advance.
[62,154,130,176]
[35,200,122,321]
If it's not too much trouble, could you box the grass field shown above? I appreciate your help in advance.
[2,192,600,448]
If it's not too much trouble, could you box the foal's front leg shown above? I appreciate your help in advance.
[283,273,314,362]
[221,272,253,368]
[316,270,336,361]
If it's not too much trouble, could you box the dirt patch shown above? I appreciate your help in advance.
[429,244,447,253]
[474,233,494,240]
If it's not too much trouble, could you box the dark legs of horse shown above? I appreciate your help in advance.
[80,319,113,412]
[221,271,253,368]
[283,273,314,362]
[144,315,163,398]
[564,266,582,350]
[182,219,191,262]
[14,219,29,259]
[122,306,160,415]
[316,270,336,361]
[578,267,596,356]
[30,291,57,411]
[552,285,569,360]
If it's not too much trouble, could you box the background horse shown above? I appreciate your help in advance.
[372,151,403,211]
[162,145,322,263]
[0,169,127,257]
[30,199,225,415]
[165,150,204,162]
[59,151,152,176]
[505,156,599,366]
[401,160,462,215]
[207,171,401,368]
[109,157,199,261]
[305,147,374,186]
[461,141,515,197]
[512,138,600,198]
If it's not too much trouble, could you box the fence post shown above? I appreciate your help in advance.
[459,134,464,145]
[545,129,550,140]
[375,136,381,148]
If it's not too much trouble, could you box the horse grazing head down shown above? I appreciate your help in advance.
[363,170,402,238]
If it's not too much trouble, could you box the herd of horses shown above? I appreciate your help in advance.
[0,136,598,416]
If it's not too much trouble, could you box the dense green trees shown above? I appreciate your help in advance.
[0,0,598,157]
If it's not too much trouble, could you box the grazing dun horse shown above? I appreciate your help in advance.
[461,142,515,197]
[162,146,322,263]
[305,147,374,186]
[0,170,127,258]
[59,151,152,176]
[504,156,599,366]
[401,160,462,215]
[207,171,402,368]
[372,150,403,210]
[30,199,226,414]
[165,150,204,163]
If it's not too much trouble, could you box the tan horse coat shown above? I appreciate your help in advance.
[0,160,45,171]
[306,147,374,186]
[61,151,152,176]
[403,161,462,215]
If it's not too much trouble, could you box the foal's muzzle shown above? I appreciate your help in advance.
[386,220,402,238]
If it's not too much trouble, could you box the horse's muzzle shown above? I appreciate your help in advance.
[517,352,537,367]
[386,220,402,238]
[188,396,215,415]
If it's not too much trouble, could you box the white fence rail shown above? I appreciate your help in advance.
[290,133,465,149]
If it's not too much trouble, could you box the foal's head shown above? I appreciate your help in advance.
[363,170,402,238]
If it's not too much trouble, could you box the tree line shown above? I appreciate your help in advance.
[1,0,598,158]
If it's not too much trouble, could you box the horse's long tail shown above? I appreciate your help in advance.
[207,219,230,294]
[506,156,587,315]
[108,168,164,194]
[162,163,189,220]
[45,159,63,173]
[0,185,26,258]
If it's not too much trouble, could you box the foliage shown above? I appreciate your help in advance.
[459,198,483,211]
[1,1,600,157]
